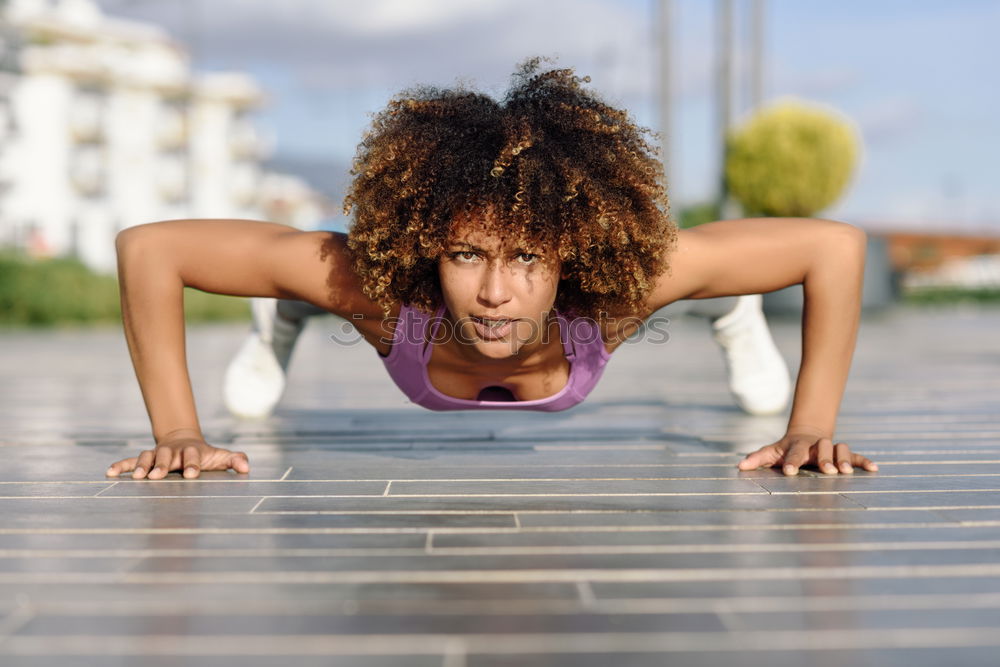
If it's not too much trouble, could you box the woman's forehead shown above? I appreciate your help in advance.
[446,227,541,251]
[445,207,552,252]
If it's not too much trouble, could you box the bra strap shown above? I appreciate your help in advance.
[554,310,576,362]
[421,303,447,363]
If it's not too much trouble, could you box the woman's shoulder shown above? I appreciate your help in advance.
[559,308,631,357]
[362,300,447,358]
[350,300,405,357]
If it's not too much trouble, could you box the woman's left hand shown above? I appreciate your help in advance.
[737,429,879,476]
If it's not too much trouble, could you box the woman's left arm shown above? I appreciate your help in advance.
[644,217,878,476]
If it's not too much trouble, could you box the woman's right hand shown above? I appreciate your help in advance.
[105,432,250,480]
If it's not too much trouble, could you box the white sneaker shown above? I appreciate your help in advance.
[223,298,306,419]
[710,294,792,416]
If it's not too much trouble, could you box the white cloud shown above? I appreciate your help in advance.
[95,0,662,101]
[283,0,507,35]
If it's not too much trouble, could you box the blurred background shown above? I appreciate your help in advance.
[1,0,998,326]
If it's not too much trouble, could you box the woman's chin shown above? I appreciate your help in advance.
[471,338,521,359]
[453,321,538,360]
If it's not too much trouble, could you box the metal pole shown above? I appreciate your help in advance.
[657,0,673,204]
[750,0,765,111]
[716,0,737,219]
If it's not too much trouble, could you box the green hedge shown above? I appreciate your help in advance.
[901,286,1000,305]
[676,202,722,229]
[0,250,251,328]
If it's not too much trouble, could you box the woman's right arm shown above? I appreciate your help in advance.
[106,218,382,481]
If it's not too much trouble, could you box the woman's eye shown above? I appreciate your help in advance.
[516,253,539,265]
[453,251,478,262]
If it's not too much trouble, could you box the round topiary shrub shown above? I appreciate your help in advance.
[724,97,862,217]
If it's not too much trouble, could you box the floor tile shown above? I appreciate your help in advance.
[2,306,1000,665]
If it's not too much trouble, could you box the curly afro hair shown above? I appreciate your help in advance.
[343,56,678,319]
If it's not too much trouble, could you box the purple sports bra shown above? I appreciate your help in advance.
[379,303,611,411]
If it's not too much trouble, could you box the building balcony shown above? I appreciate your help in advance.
[230,162,259,207]
[157,154,187,202]
[70,145,105,196]
[70,92,104,143]
[230,120,266,160]
[0,101,13,144]
[156,105,187,151]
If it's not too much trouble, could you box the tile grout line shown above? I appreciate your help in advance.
[713,607,747,634]
[14,538,1000,559]
[278,467,293,481]
[4,627,1000,653]
[21,591,1000,616]
[575,581,597,609]
[256,506,1000,516]
[0,461,986,482]
[3,472,1000,485]
[425,532,434,553]
[127,491,774,498]
[441,639,467,667]
[383,481,392,496]
[14,562,1000,584]
[0,492,771,501]
[247,497,267,514]
[0,519,983,536]
[839,492,871,509]
[0,601,36,648]
[762,489,1000,496]
[746,479,773,495]
[92,481,119,497]
[12,489,1000,500]
[118,556,150,576]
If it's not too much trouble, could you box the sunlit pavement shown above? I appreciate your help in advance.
[1,304,999,666]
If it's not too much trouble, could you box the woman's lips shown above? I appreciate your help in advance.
[471,316,513,340]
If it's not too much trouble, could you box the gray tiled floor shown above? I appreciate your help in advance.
[1,304,999,666]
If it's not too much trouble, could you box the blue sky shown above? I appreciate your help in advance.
[97,0,1000,232]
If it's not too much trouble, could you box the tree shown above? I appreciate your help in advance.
[724,97,861,217]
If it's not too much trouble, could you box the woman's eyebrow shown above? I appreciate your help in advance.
[448,242,540,255]
[448,242,486,252]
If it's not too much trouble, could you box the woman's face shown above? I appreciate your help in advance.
[437,221,561,361]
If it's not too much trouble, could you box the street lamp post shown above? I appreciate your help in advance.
[657,0,673,204]
[716,0,737,220]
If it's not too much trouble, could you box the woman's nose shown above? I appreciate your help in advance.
[478,262,512,307]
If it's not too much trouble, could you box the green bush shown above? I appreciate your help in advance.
[725,97,861,217]
[0,249,250,328]
[182,287,253,323]
[902,286,1000,305]
[676,202,722,229]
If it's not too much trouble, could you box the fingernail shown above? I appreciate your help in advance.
[842,464,853,473]
[783,465,796,475]
[133,468,144,477]
[185,467,197,477]
[823,464,837,474]
[105,468,114,476]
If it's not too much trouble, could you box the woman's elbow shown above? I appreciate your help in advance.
[799,222,866,281]
[841,222,867,248]
[823,222,867,259]
[115,227,143,260]
[115,224,154,255]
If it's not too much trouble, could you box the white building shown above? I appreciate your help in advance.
[0,0,328,273]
